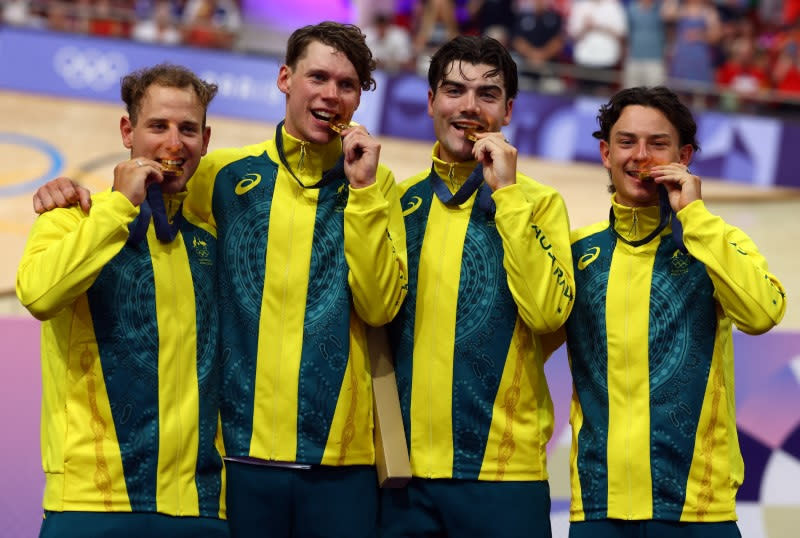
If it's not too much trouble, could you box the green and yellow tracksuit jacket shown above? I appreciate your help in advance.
[16,190,225,518]
[563,197,786,522]
[389,146,574,481]
[184,125,408,467]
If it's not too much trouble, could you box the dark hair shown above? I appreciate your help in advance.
[593,86,700,152]
[428,35,518,100]
[121,63,218,126]
[285,21,377,91]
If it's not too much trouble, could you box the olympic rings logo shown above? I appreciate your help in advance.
[53,46,129,92]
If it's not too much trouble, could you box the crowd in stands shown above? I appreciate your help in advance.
[1,0,241,49]
[363,0,800,115]
[4,0,800,116]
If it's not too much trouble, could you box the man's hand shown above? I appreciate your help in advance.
[113,158,163,206]
[33,176,92,214]
[652,163,701,212]
[472,132,517,191]
[340,125,380,189]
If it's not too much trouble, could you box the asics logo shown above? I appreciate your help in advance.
[577,247,601,270]
[235,173,261,195]
[403,196,422,216]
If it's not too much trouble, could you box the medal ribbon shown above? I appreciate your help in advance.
[275,120,345,189]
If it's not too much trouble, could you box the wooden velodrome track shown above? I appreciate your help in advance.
[1,89,797,329]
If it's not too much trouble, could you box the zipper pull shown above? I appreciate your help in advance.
[298,141,307,172]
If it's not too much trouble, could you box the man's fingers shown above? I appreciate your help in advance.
[343,133,376,162]
[62,185,79,203]
[35,189,56,212]
[33,194,45,214]
[78,187,92,212]
[50,186,70,210]
[32,176,89,213]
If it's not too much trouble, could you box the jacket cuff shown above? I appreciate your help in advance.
[107,190,141,224]
[491,183,524,211]
[345,181,385,213]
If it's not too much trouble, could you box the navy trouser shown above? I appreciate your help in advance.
[569,519,742,538]
[225,460,378,538]
[380,477,552,538]
[39,511,229,538]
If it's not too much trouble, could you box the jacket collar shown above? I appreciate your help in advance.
[610,195,668,243]
[431,142,479,194]
[279,124,343,183]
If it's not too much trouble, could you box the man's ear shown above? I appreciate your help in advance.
[600,139,611,170]
[120,116,133,149]
[201,126,211,156]
[277,64,291,95]
[502,98,513,127]
[679,144,694,166]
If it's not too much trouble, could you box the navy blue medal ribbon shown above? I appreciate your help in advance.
[608,185,686,252]
[275,120,345,189]
[429,163,496,216]
[663,185,687,253]
[127,184,184,245]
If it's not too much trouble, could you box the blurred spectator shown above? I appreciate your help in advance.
[718,15,759,70]
[23,0,49,28]
[364,13,414,72]
[2,0,32,26]
[394,0,418,30]
[173,0,191,18]
[567,0,628,94]
[412,0,460,53]
[772,49,800,89]
[767,20,800,111]
[664,0,721,89]
[84,0,130,38]
[786,1,800,25]
[134,0,156,19]
[46,1,78,33]
[716,35,769,112]
[468,0,515,46]
[623,0,668,88]
[773,19,800,59]
[716,36,769,91]
[133,0,182,45]
[511,0,565,89]
[182,0,241,49]
[715,0,750,59]
[353,0,396,27]
[184,0,239,26]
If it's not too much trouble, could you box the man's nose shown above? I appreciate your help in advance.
[322,80,339,100]
[462,91,480,114]
[165,126,182,150]
[634,140,649,161]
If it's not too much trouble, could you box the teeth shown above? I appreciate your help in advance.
[159,158,184,176]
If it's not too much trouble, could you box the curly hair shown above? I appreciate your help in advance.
[121,63,218,126]
[285,21,377,91]
[593,86,699,152]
